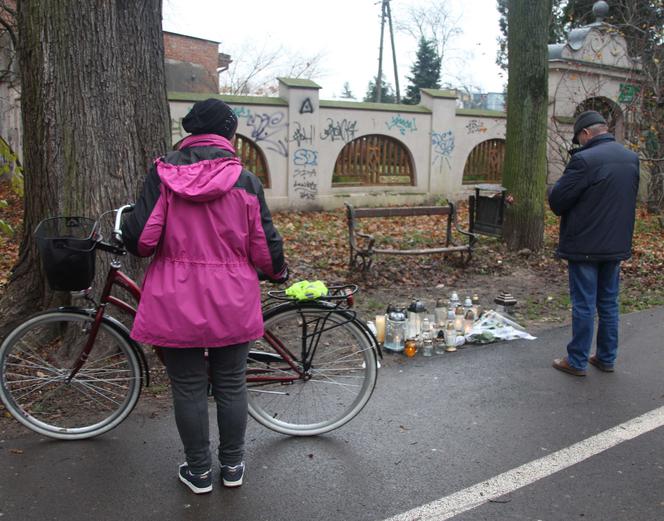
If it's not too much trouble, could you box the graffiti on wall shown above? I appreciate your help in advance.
[232,106,253,119]
[320,118,358,142]
[291,122,315,147]
[293,172,318,200]
[386,114,418,136]
[293,148,319,200]
[431,130,455,168]
[300,98,315,114]
[246,112,288,157]
[465,120,488,134]
[293,148,318,166]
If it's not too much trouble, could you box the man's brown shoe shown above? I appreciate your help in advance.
[589,355,615,373]
[552,357,586,376]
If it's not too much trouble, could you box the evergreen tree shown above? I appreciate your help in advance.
[403,38,441,105]
[364,75,397,103]
[340,82,356,100]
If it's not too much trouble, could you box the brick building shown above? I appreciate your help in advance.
[163,31,231,94]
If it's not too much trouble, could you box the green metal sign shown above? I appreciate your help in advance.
[618,83,640,103]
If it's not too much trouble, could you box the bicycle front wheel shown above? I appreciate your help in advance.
[0,310,142,440]
[248,303,378,436]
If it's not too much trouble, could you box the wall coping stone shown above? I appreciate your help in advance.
[319,100,430,113]
[456,108,507,119]
[420,88,458,99]
[277,77,322,89]
[168,91,288,106]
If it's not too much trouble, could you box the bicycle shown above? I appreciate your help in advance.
[0,205,380,440]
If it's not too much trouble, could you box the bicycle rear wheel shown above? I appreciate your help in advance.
[0,310,142,440]
[248,303,378,436]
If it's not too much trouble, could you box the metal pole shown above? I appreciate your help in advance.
[375,0,387,102]
[385,0,400,103]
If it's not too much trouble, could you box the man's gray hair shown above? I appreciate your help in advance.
[586,122,609,136]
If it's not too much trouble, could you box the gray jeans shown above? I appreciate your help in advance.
[161,343,249,473]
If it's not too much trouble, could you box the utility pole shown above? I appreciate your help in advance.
[386,0,400,103]
[375,0,400,103]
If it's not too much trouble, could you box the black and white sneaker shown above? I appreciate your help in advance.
[178,463,212,494]
[220,462,245,487]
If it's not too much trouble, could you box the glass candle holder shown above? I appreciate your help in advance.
[384,310,406,352]
[404,338,418,358]
[375,315,386,344]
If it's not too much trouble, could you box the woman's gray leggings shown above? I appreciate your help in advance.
[161,343,249,473]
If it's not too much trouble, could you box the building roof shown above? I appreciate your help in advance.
[163,30,220,45]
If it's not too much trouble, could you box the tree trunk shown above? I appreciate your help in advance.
[502,0,551,251]
[0,0,170,336]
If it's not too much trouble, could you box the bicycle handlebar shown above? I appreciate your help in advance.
[112,204,135,244]
[93,204,134,255]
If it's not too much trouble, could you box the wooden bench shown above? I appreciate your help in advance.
[344,202,477,271]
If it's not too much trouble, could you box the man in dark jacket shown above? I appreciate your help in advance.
[548,110,639,376]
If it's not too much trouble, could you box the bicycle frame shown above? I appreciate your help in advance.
[65,204,371,388]
[67,260,141,382]
[66,258,309,387]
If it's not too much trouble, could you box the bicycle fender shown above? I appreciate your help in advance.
[262,301,382,360]
[56,307,151,387]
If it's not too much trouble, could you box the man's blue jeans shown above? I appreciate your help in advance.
[566,260,621,370]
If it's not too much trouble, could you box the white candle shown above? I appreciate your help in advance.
[375,315,386,343]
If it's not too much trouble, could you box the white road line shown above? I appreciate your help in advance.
[383,405,664,521]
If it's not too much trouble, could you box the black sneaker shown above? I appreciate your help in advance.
[178,463,212,494]
[220,462,245,487]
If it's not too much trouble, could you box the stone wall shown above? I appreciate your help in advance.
[169,82,508,211]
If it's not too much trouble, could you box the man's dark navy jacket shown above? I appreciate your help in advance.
[548,134,639,262]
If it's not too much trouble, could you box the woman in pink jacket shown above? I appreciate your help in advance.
[122,98,287,494]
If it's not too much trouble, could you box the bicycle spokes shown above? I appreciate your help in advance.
[247,304,377,436]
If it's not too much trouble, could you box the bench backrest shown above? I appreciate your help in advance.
[346,203,453,219]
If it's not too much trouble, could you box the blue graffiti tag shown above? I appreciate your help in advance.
[246,112,288,157]
[431,130,455,167]
[293,148,319,166]
[233,106,253,119]
[386,114,418,136]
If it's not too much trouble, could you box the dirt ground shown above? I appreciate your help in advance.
[350,265,570,333]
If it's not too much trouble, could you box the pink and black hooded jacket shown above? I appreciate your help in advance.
[122,134,286,348]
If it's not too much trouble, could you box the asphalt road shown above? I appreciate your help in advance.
[1,307,663,521]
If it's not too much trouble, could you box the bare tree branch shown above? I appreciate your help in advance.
[395,0,462,63]
[220,39,325,96]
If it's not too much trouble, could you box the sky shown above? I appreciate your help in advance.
[162,0,505,100]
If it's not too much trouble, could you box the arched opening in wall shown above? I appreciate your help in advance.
[233,133,270,188]
[574,97,624,142]
[462,139,505,185]
[332,135,414,186]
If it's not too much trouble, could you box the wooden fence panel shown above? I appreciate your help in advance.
[462,139,505,185]
[332,135,414,186]
[233,133,270,188]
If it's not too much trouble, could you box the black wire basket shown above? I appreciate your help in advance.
[34,217,100,291]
